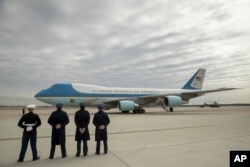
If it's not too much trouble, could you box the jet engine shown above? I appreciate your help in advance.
[163,95,182,107]
[118,100,139,111]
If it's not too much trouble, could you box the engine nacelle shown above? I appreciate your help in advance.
[118,100,139,111]
[163,96,182,107]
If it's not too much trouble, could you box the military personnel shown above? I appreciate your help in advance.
[17,104,41,162]
[74,103,90,157]
[93,104,110,155]
[48,103,69,159]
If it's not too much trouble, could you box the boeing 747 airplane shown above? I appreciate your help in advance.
[35,69,236,113]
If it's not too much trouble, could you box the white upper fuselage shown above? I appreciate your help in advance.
[74,83,183,95]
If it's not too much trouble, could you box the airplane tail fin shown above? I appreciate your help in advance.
[182,68,206,90]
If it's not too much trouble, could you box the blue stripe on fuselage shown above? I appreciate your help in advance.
[35,83,153,98]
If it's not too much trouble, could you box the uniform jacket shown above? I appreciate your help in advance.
[93,110,110,141]
[18,112,41,135]
[74,109,90,141]
[48,109,69,145]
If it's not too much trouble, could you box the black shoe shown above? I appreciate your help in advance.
[49,156,53,159]
[17,159,23,162]
[75,154,80,157]
[83,153,87,157]
[95,152,100,155]
[62,155,67,158]
[33,156,40,161]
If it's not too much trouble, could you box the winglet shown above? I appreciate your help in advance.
[182,69,206,90]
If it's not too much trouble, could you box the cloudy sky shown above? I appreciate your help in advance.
[0,0,250,106]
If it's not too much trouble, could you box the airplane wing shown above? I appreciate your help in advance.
[142,87,238,103]
[180,87,238,101]
[103,87,237,106]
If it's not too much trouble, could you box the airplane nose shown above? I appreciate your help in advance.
[34,91,42,99]
[34,89,47,99]
[34,92,39,98]
[34,89,51,104]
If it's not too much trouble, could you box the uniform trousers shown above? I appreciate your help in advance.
[18,133,38,161]
[49,144,67,158]
[96,140,108,154]
[76,140,88,156]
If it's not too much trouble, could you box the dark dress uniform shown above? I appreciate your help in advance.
[74,105,90,156]
[17,107,41,162]
[48,104,69,159]
[93,105,110,154]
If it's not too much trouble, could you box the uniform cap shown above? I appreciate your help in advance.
[97,104,103,109]
[79,102,85,107]
[26,104,36,109]
[56,103,63,108]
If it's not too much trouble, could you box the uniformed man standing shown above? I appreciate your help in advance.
[93,104,110,155]
[74,103,90,157]
[17,104,41,162]
[48,103,69,159]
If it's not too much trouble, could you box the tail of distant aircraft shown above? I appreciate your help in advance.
[182,68,206,90]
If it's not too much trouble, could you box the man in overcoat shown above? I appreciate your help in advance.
[93,104,110,154]
[48,103,69,159]
[74,102,90,157]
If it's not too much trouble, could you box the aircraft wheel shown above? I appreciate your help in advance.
[132,109,145,114]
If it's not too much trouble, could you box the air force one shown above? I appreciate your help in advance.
[35,69,236,113]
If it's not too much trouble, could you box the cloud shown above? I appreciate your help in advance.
[0,0,250,105]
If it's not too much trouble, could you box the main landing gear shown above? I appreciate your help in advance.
[133,109,145,114]
[164,107,174,112]
[121,108,146,114]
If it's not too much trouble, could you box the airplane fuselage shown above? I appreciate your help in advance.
[35,83,192,108]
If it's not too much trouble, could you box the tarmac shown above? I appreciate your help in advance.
[0,106,250,167]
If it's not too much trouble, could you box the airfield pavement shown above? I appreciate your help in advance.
[0,106,250,167]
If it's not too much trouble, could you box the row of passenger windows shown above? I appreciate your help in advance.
[92,89,160,94]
